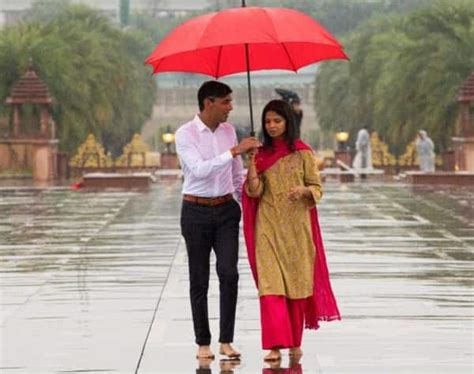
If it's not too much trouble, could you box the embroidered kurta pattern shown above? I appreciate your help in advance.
[245,149,322,299]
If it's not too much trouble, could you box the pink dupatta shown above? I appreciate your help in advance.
[242,139,341,329]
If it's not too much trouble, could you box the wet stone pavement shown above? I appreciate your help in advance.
[0,182,472,373]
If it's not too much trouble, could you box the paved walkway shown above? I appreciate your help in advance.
[0,182,473,373]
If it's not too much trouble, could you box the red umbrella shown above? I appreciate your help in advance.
[145,2,348,134]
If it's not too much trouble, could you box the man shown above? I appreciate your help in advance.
[175,80,260,360]
[290,97,303,138]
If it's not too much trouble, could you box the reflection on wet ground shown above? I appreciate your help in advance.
[0,182,473,373]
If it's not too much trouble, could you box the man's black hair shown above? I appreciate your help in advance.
[197,81,232,111]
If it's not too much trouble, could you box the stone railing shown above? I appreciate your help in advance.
[69,133,161,178]
[360,132,452,173]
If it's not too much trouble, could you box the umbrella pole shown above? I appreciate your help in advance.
[241,0,255,136]
[244,44,255,136]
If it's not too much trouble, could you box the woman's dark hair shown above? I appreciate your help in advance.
[261,99,298,151]
[197,80,232,111]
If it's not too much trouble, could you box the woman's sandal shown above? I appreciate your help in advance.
[289,347,303,357]
[263,350,282,362]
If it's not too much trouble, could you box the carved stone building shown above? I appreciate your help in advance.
[0,64,58,181]
[453,72,474,172]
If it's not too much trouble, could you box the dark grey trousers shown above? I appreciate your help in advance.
[180,199,241,345]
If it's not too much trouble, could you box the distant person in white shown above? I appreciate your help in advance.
[352,127,372,177]
[175,80,260,361]
[416,130,435,172]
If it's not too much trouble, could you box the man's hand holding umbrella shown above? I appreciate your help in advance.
[231,136,261,158]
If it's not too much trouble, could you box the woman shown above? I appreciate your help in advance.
[416,130,435,172]
[242,100,340,362]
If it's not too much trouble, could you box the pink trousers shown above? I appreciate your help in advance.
[260,295,306,349]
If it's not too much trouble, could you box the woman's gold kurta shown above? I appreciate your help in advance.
[245,149,322,299]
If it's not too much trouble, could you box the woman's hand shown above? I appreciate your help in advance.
[287,186,309,201]
[247,148,258,161]
[246,148,260,193]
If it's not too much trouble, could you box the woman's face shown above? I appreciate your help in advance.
[264,110,286,139]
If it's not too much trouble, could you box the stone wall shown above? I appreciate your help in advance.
[0,139,58,180]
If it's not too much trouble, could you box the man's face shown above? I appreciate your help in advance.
[206,94,233,124]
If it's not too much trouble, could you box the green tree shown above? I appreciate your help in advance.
[128,12,190,52]
[315,0,474,153]
[0,3,156,156]
[387,0,474,150]
[215,0,430,36]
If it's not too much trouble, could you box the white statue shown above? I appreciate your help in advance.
[416,130,435,172]
[352,128,372,171]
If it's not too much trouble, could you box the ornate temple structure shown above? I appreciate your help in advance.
[453,72,474,171]
[0,63,58,181]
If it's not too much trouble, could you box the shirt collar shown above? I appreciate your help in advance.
[194,114,210,133]
[194,114,225,133]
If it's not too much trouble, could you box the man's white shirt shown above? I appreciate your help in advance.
[175,114,244,201]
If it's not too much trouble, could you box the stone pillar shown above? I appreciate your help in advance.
[452,102,474,172]
[460,102,473,136]
[33,146,50,181]
[12,105,21,137]
[452,137,474,172]
[40,105,50,136]
[465,140,474,171]
[32,141,58,181]
[0,142,10,170]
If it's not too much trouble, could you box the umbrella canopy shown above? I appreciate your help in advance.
[145,6,347,77]
[145,5,348,134]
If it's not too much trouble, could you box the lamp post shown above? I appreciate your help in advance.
[334,130,353,182]
[335,130,349,151]
[160,125,179,169]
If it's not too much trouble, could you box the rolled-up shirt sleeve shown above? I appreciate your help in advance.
[175,129,233,179]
